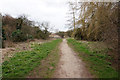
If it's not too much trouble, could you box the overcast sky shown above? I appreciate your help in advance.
[0,0,75,32]
[1,0,117,32]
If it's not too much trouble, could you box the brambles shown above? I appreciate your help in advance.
[2,29,6,48]
[11,30,27,42]
[1,14,51,48]
[27,35,33,40]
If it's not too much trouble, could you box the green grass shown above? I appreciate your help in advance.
[27,40,61,78]
[67,39,118,78]
[2,39,62,78]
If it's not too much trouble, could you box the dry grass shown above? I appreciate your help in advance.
[2,39,54,62]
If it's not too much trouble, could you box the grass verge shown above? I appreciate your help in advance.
[27,40,61,78]
[67,39,118,78]
[2,39,62,78]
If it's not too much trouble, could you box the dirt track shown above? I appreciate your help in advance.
[54,39,93,78]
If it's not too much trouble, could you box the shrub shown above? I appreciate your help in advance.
[27,35,33,40]
[2,29,6,40]
[11,30,27,42]
[34,29,49,40]
[74,28,83,40]
[56,31,64,38]
[66,30,73,37]
[2,29,6,48]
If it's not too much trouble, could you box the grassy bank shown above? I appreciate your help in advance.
[67,39,118,78]
[27,40,61,78]
[2,39,62,78]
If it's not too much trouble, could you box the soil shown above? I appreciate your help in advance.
[54,39,93,78]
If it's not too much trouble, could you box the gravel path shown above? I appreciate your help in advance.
[54,39,93,78]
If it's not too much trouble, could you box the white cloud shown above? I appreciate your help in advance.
[0,0,71,32]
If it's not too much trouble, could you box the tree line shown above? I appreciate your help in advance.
[1,14,50,48]
[67,1,119,50]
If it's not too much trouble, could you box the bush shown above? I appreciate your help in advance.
[27,35,33,40]
[0,38,3,48]
[56,31,64,38]
[11,30,27,42]
[74,28,83,40]
[2,29,6,48]
[34,29,49,40]
[2,29,6,40]
[66,30,73,37]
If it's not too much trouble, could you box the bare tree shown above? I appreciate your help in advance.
[67,0,78,37]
